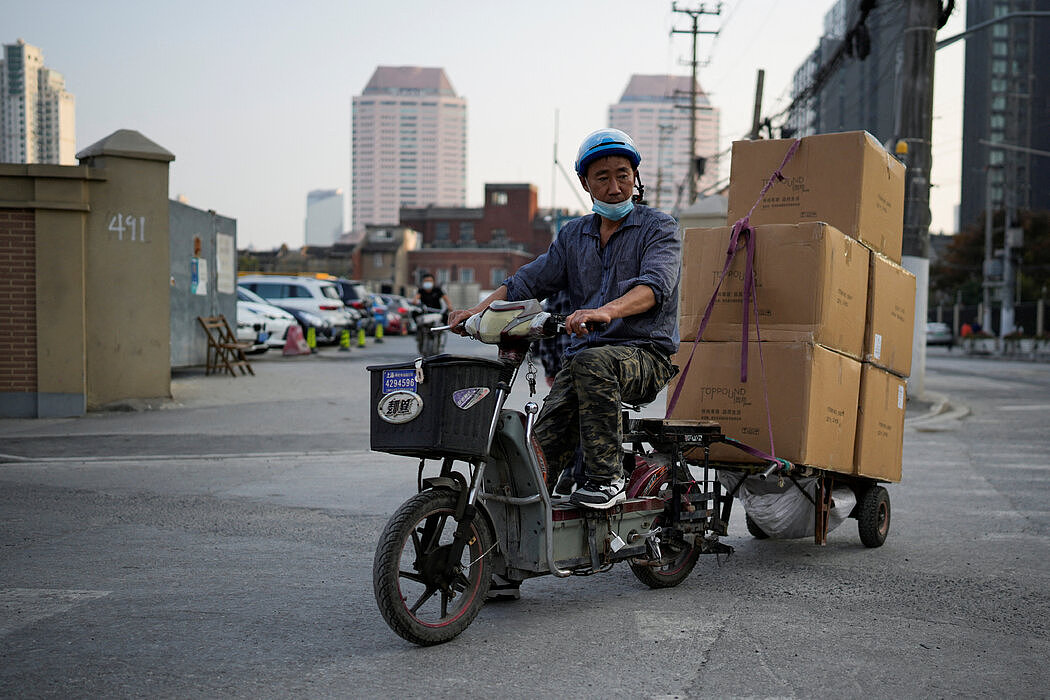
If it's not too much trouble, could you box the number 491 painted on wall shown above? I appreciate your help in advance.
[108,214,147,241]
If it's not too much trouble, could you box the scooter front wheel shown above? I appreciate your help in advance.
[373,490,494,645]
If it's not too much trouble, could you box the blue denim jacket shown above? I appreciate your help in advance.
[503,204,680,358]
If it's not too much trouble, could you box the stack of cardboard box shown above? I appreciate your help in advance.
[669,131,915,482]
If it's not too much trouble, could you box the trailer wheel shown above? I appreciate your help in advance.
[857,485,890,548]
[745,513,769,539]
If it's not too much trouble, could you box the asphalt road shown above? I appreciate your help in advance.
[1,338,1048,698]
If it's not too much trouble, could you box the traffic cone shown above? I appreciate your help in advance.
[375,323,384,344]
[358,326,367,347]
[338,328,351,352]
[283,324,311,356]
[306,327,317,352]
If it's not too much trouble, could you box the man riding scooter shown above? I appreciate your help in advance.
[449,127,681,514]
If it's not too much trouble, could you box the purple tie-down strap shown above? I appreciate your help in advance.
[721,438,795,475]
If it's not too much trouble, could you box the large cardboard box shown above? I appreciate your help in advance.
[667,341,861,473]
[727,131,905,262]
[854,364,907,482]
[864,253,916,377]
[680,222,870,358]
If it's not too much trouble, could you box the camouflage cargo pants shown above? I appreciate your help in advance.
[535,344,676,485]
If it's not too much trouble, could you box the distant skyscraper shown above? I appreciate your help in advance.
[785,1,906,145]
[305,189,344,247]
[351,66,467,232]
[608,74,719,211]
[959,0,1050,230]
[0,39,75,165]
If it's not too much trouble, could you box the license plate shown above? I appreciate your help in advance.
[382,369,417,394]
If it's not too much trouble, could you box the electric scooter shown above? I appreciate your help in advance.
[367,299,736,645]
[413,305,447,356]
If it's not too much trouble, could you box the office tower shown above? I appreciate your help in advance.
[305,188,344,246]
[785,0,906,143]
[959,0,1050,230]
[0,39,76,165]
[608,74,720,211]
[351,66,467,232]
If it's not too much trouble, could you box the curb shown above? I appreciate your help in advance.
[906,390,970,428]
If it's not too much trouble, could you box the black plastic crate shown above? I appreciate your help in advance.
[367,354,508,459]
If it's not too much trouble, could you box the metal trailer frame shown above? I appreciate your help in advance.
[623,416,891,549]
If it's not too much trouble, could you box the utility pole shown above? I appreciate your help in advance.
[672,2,720,207]
[895,0,940,398]
[749,69,766,140]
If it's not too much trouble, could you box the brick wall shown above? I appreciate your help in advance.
[0,209,37,393]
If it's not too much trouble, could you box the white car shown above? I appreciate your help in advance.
[238,275,350,343]
[236,287,297,348]
[235,305,271,354]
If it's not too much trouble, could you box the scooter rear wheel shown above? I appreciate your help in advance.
[628,466,701,589]
[373,490,494,645]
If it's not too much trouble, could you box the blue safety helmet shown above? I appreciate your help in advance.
[574,128,641,177]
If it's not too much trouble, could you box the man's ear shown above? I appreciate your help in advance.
[578,175,589,193]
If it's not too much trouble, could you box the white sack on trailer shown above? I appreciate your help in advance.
[719,472,857,540]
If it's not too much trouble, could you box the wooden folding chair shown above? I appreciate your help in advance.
[197,315,255,377]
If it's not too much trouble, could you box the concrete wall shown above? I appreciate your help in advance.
[0,129,175,417]
[169,200,237,368]
[0,163,93,417]
[77,131,174,408]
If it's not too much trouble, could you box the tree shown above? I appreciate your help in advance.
[930,210,1050,305]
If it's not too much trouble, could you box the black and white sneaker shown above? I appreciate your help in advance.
[569,477,626,509]
[552,470,576,498]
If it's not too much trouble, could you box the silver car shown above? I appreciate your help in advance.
[238,275,349,342]
[925,322,954,348]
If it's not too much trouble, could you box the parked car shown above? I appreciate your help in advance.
[235,306,270,354]
[380,294,421,334]
[235,287,297,348]
[330,278,375,332]
[237,275,348,343]
[926,321,954,348]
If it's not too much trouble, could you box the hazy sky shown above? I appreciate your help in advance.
[4,0,966,249]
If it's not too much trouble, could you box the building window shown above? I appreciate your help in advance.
[491,229,508,245]
[491,268,507,288]
[435,222,450,241]
[436,269,450,284]
[373,252,384,268]
[491,191,508,206]
[460,222,474,243]
[459,268,474,283]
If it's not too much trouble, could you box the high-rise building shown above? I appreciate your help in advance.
[959,0,1050,230]
[304,188,344,247]
[785,1,906,144]
[351,66,467,233]
[608,75,719,211]
[0,39,76,165]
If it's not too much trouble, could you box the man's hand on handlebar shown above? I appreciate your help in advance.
[565,308,611,336]
[446,308,477,335]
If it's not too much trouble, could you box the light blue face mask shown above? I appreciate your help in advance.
[591,197,634,221]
